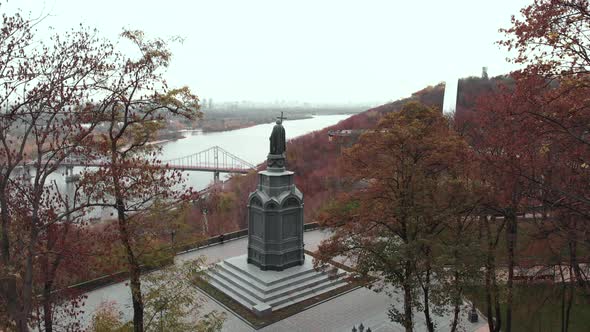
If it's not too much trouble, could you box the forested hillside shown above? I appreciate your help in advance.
[195,82,449,233]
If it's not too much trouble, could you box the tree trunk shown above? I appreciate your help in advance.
[449,271,461,332]
[485,263,494,332]
[0,192,24,330]
[505,210,517,332]
[15,214,40,332]
[13,249,35,332]
[422,268,434,332]
[116,197,144,332]
[129,262,144,332]
[0,190,20,329]
[492,274,502,332]
[403,284,414,332]
[562,233,579,332]
[450,218,466,332]
[0,187,17,329]
[565,271,573,332]
[569,222,590,297]
[43,281,53,332]
[41,225,67,332]
[422,287,433,332]
[0,191,10,265]
[15,315,29,332]
[559,264,566,332]
[403,261,414,332]
[450,300,461,332]
[484,215,501,332]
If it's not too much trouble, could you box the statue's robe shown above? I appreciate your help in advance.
[270,124,286,155]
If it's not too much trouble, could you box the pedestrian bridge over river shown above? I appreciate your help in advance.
[21,145,257,182]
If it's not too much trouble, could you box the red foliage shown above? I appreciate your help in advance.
[499,0,590,78]
[201,84,447,234]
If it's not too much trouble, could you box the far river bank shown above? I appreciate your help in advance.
[76,114,352,221]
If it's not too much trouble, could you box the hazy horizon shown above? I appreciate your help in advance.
[8,0,529,105]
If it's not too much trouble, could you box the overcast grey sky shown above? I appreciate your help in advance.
[9,0,530,104]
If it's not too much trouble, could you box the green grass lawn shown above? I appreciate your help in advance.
[466,284,590,332]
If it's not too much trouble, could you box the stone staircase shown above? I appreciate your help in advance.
[206,254,349,315]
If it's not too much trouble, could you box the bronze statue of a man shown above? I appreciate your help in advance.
[269,114,286,155]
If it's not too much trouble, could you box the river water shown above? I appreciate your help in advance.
[161,114,350,190]
[48,114,350,328]
[52,114,350,220]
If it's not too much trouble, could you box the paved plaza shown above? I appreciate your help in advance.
[77,228,488,331]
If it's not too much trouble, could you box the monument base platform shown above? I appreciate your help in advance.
[246,255,304,271]
[206,254,348,317]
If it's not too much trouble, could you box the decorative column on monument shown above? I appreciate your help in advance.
[247,113,305,271]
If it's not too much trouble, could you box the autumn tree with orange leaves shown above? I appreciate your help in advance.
[318,102,482,332]
[500,0,590,216]
[82,30,202,332]
[0,6,208,331]
[0,7,119,330]
[507,1,590,329]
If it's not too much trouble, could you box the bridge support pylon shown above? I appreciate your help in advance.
[65,166,80,183]
[213,171,220,184]
[23,166,32,181]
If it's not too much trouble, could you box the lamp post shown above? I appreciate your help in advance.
[468,302,479,323]
[170,229,176,250]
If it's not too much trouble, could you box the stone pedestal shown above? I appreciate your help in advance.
[207,254,348,317]
[204,119,352,318]
[246,154,304,271]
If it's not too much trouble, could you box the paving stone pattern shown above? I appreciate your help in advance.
[78,229,488,331]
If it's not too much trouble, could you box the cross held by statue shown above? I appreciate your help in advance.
[277,112,287,123]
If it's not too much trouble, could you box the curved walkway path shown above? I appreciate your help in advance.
[78,229,487,332]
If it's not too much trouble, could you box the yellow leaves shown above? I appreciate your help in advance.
[539,143,550,155]
[129,120,162,145]
[155,86,201,119]
[90,301,130,332]
[217,192,237,213]
[547,31,559,43]
[286,149,297,162]
[121,29,145,44]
